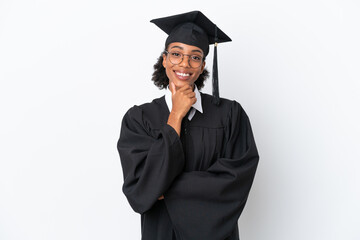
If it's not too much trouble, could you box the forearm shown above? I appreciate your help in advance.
[167,111,183,136]
[119,108,186,213]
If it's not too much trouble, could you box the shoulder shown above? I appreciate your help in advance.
[192,93,246,128]
[200,93,245,117]
[125,96,165,116]
[123,96,168,129]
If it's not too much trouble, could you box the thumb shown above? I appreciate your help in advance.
[169,82,176,95]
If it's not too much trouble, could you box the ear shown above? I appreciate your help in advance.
[162,53,167,68]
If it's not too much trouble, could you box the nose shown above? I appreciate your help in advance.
[179,55,191,68]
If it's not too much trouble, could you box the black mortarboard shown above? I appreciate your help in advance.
[150,11,232,105]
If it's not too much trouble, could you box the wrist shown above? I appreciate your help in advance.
[167,111,182,136]
[169,110,184,120]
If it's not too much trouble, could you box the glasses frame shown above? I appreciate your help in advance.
[165,50,204,68]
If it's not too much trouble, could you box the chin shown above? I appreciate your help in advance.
[174,80,194,88]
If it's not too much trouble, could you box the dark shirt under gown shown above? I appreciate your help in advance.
[117,93,259,240]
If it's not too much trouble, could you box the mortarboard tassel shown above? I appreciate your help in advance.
[212,25,220,105]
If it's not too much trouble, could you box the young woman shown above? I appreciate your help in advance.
[117,11,259,240]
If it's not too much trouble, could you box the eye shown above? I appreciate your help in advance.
[191,55,202,62]
[170,52,182,58]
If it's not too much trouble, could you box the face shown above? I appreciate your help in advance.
[163,42,206,90]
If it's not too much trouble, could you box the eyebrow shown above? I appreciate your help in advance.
[170,45,204,55]
[170,46,184,50]
[191,49,203,54]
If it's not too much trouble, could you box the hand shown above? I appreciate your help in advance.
[158,195,164,200]
[167,82,196,136]
[169,82,196,119]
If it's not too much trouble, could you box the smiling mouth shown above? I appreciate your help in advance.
[174,71,192,78]
[176,72,190,77]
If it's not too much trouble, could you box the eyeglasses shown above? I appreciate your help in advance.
[165,51,204,68]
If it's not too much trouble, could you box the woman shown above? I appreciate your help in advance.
[117,11,259,240]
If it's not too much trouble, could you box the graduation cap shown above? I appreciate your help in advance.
[150,11,232,105]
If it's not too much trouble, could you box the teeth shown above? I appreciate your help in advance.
[176,72,190,77]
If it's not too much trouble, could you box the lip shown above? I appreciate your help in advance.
[174,70,192,81]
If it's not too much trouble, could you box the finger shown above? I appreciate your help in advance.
[191,97,197,105]
[187,92,196,98]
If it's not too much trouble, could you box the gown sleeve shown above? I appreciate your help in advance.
[117,106,185,214]
[163,101,259,240]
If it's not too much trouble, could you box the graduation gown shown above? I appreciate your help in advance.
[117,93,259,240]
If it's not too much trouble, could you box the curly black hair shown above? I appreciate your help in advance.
[151,50,209,90]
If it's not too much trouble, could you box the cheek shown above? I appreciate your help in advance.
[165,67,170,76]
[194,70,202,79]
[164,65,173,79]
[163,57,173,71]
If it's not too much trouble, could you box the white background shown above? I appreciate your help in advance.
[1,0,359,239]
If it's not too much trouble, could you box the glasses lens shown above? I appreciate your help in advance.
[168,52,183,65]
[189,55,202,68]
